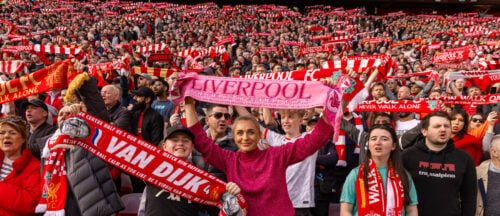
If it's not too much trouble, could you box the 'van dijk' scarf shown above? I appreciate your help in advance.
[38,112,249,216]
[356,159,404,216]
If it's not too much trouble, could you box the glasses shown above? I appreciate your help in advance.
[209,112,230,120]
[471,118,484,123]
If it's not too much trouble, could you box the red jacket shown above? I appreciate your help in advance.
[0,149,41,216]
[452,134,483,166]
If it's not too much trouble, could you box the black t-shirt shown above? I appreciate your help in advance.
[145,184,201,216]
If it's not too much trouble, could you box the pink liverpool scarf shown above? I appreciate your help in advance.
[170,73,343,141]
[48,112,249,216]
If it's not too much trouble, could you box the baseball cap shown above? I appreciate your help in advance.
[139,74,153,82]
[131,87,155,99]
[22,99,48,112]
[164,125,195,142]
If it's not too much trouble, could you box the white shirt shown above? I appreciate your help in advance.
[395,119,420,137]
[0,156,14,181]
[263,129,318,208]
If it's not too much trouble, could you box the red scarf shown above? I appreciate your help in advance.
[432,46,473,63]
[37,148,67,215]
[355,159,404,216]
[336,113,363,167]
[355,99,440,113]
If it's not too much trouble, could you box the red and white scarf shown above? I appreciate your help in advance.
[36,147,67,216]
[355,159,404,216]
[0,60,28,74]
[136,43,167,53]
[336,113,363,167]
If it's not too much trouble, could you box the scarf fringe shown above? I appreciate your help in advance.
[64,72,89,102]
[34,204,46,214]
[45,210,65,216]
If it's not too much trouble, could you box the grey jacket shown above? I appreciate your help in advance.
[64,77,124,215]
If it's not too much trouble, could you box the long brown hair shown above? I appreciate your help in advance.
[361,124,411,205]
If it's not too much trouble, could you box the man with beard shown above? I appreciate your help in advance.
[129,86,163,192]
[151,78,175,134]
[402,111,476,216]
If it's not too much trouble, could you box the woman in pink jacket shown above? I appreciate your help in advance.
[184,96,335,216]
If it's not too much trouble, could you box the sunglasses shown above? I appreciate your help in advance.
[209,112,230,120]
[471,118,484,123]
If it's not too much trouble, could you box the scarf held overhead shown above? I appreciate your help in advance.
[49,112,248,216]
[0,59,78,104]
[170,73,343,141]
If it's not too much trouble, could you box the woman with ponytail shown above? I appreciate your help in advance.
[340,125,418,216]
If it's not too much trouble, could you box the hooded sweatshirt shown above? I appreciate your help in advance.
[402,136,477,216]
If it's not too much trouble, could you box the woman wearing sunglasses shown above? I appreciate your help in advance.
[340,125,418,216]
[0,117,41,215]
[183,90,336,214]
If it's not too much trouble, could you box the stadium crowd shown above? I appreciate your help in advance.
[0,0,499,215]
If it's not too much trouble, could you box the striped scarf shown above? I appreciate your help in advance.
[336,113,363,167]
[0,60,28,74]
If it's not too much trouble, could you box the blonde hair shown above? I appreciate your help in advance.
[279,109,305,118]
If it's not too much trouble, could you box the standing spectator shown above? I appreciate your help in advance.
[476,135,500,216]
[191,104,238,216]
[129,86,163,192]
[402,111,477,216]
[101,84,130,131]
[23,99,57,160]
[151,78,175,133]
[340,125,418,216]
[0,117,41,215]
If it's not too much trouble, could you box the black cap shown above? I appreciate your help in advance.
[22,99,48,112]
[131,87,155,99]
[164,125,195,142]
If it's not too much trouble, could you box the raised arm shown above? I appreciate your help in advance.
[281,117,334,166]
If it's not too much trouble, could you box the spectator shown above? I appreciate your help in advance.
[476,135,500,216]
[129,86,163,192]
[0,117,41,215]
[340,125,418,216]
[402,111,477,216]
[23,99,57,160]
[101,84,130,131]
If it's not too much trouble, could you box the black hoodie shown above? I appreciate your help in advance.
[402,136,476,216]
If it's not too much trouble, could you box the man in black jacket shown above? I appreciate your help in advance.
[129,86,163,192]
[101,84,130,131]
[191,104,238,216]
[24,99,57,160]
[402,111,477,216]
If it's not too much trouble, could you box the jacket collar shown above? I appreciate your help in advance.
[0,148,33,178]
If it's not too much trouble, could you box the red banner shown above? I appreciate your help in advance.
[0,60,76,104]
[354,99,440,113]
[432,46,472,63]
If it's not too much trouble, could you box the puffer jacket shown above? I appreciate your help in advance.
[55,76,124,216]
[0,149,41,216]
